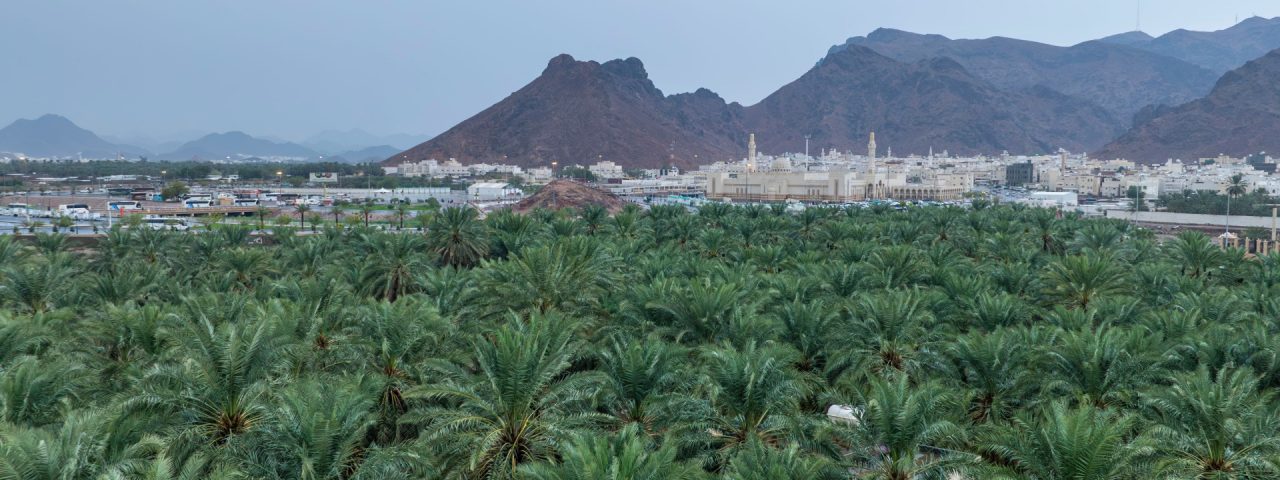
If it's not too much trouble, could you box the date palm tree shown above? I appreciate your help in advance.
[255,205,271,232]
[394,203,410,230]
[1042,255,1128,310]
[848,375,967,480]
[520,424,705,480]
[478,238,617,316]
[850,289,936,375]
[699,342,805,467]
[946,330,1034,423]
[359,202,376,229]
[357,233,428,302]
[0,261,75,313]
[1145,366,1280,478]
[1224,173,1248,237]
[425,206,488,268]
[124,310,278,457]
[330,203,344,225]
[594,336,691,432]
[294,204,312,231]
[248,377,375,480]
[723,441,843,480]
[0,356,86,427]
[976,402,1148,479]
[402,313,603,479]
[0,410,115,479]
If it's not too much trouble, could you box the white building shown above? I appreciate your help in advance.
[588,161,625,179]
[1027,191,1078,207]
[466,182,522,201]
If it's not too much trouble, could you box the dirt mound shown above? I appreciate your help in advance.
[513,180,627,213]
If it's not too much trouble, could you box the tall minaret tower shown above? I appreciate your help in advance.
[866,131,878,199]
[747,133,757,172]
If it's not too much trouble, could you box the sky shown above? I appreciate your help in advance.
[4,0,1280,143]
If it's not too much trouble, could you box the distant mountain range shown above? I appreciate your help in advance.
[0,114,146,158]
[10,18,1280,168]
[746,45,1122,158]
[834,28,1218,122]
[389,17,1280,168]
[328,145,402,164]
[302,129,428,154]
[159,132,317,160]
[1099,16,1280,75]
[0,115,418,163]
[1096,48,1280,162]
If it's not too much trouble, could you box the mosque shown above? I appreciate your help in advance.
[705,132,971,203]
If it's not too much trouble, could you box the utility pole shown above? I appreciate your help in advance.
[1266,203,1280,242]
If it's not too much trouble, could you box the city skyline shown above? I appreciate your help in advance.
[5,0,1280,140]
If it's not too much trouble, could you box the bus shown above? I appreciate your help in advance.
[4,203,33,216]
[57,203,92,218]
[108,201,142,211]
[183,194,213,208]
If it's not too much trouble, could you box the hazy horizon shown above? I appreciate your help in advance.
[6,0,1280,141]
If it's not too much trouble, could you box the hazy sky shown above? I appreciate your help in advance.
[5,0,1279,141]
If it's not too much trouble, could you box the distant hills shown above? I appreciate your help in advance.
[159,131,317,160]
[390,17,1280,168]
[0,114,416,163]
[1096,48,1280,162]
[0,114,146,158]
[302,129,429,154]
[329,145,402,164]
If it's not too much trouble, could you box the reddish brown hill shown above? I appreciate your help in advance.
[513,180,626,213]
[390,55,747,170]
[1096,48,1280,163]
[746,46,1124,156]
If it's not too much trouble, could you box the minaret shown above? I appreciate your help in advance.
[747,133,757,172]
[867,131,878,199]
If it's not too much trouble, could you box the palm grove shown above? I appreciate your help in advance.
[3,202,1280,479]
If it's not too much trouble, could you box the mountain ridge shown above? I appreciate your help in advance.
[832,28,1219,122]
[1096,48,1280,162]
[389,54,749,169]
